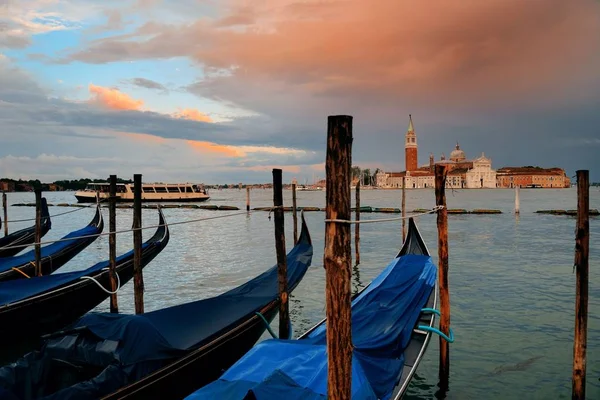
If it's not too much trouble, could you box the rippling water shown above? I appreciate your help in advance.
[2,187,599,399]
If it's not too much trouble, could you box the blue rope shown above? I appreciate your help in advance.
[255,312,293,340]
[417,325,455,343]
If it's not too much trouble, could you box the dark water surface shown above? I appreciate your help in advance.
[2,187,599,399]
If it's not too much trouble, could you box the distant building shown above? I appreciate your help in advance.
[375,116,497,189]
[496,167,571,188]
[0,181,15,192]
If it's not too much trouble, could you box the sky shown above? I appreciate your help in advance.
[1,0,600,184]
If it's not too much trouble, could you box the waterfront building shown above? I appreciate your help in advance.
[496,167,571,188]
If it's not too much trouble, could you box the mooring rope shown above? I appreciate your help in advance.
[324,205,444,225]
[79,267,121,295]
[0,210,250,251]
[6,197,110,223]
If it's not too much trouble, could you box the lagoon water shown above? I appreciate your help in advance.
[2,187,599,399]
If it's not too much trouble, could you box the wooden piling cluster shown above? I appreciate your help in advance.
[572,170,589,400]
[324,115,354,399]
[292,183,298,245]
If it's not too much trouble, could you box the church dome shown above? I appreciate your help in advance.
[449,143,466,162]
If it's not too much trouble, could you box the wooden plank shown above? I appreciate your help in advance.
[133,174,144,314]
[109,174,119,313]
[272,169,290,340]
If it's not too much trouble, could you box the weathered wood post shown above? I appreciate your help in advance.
[2,192,7,236]
[355,181,360,265]
[133,174,144,314]
[324,115,353,400]
[109,175,119,313]
[34,188,42,276]
[572,170,589,400]
[402,176,406,243]
[435,164,450,390]
[246,186,251,212]
[272,168,290,340]
[515,185,520,214]
[292,183,298,245]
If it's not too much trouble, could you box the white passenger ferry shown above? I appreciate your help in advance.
[75,183,210,203]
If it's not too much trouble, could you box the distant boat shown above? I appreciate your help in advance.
[75,182,210,203]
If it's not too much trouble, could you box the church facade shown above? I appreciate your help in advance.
[375,116,498,189]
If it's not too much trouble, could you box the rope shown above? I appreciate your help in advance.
[7,198,109,223]
[416,325,455,343]
[255,311,294,340]
[0,210,249,251]
[325,206,444,224]
[79,267,121,294]
[11,267,31,279]
[267,205,285,220]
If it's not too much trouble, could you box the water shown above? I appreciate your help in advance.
[2,187,599,399]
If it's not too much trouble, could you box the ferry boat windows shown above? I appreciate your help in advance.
[155,187,168,193]
[167,187,180,193]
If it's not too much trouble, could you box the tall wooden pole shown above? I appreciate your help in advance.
[246,186,251,212]
[435,164,450,390]
[355,181,360,265]
[272,168,290,340]
[2,192,7,236]
[572,170,589,400]
[109,175,119,313]
[34,189,42,276]
[292,183,298,245]
[402,176,406,243]
[324,115,353,400]
[515,185,520,214]
[133,174,144,314]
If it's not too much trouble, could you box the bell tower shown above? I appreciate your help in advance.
[405,114,418,172]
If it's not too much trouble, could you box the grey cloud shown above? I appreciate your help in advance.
[129,77,168,92]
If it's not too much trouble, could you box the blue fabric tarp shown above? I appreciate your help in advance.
[0,243,148,306]
[188,254,436,400]
[0,225,100,274]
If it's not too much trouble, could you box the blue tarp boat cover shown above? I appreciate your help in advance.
[187,254,436,400]
[0,236,313,400]
[0,224,100,274]
[0,243,148,306]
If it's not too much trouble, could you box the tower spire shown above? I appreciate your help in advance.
[408,114,414,132]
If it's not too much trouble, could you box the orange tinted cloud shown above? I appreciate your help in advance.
[187,140,243,157]
[174,108,213,123]
[88,84,143,110]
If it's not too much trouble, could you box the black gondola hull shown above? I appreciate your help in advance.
[0,207,104,282]
[102,304,279,400]
[0,198,51,258]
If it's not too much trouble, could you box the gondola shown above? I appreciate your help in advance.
[0,198,51,258]
[0,208,169,344]
[0,205,104,282]
[0,214,313,400]
[187,217,440,400]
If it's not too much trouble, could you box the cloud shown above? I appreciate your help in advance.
[174,108,213,123]
[88,83,144,110]
[129,77,167,91]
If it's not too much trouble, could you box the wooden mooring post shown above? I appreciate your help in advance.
[402,176,406,243]
[292,183,298,245]
[133,174,144,314]
[272,168,290,340]
[572,170,589,400]
[355,181,360,265]
[246,186,251,212]
[515,185,520,214]
[324,115,353,400]
[2,192,7,236]
[109,175,119,313]
[435,164,451,391]
[34,188,42,276]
